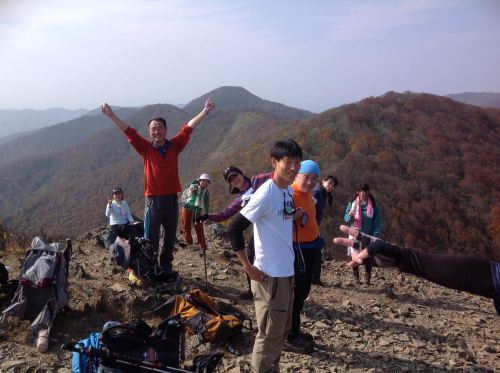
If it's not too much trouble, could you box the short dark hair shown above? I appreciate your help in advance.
[148,117,167,128]
[356,183,370,192]
[351,183,376,206]
[270,140,302,161]
[325,175,339,187]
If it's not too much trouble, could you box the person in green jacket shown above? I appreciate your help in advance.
[181,174,211,253]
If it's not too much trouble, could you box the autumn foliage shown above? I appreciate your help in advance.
[0,91,498,261]
[212,92,500,260]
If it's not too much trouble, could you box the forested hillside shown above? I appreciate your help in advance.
[208,92,500,260]
[0,87,312,238]
[0,90,498,260]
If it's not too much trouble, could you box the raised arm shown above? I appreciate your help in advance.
[101,103,130,132]
[187,98,215,129]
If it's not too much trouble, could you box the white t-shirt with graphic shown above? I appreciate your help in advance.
[240,179,295,277]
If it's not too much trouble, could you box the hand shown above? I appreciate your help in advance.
[294,207,304,221]
[101,102,114,117]
[348,250,365,268]
[196,214,209,223]
[333,225,370,268]
[204,98,215,114]
[349,210,355,218]
[244,264,267,282]
[107,199,113,207]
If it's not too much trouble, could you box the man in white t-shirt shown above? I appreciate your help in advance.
[228,140,303,373]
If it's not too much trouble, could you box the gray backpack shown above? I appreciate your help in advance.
[1,237,72,337]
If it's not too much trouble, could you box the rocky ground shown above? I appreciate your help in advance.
[0,224,498,373]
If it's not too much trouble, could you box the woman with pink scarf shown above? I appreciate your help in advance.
[344,183,382,285]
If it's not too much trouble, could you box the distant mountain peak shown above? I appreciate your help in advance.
[182,86,314,118]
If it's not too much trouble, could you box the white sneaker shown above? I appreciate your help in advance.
[36,329,49,353]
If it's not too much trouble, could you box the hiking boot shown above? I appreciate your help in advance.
[297,330,314,342]
[283,336,314,354]
[239,290,253,300]
[352,270,360,286]
[365,271,372,286]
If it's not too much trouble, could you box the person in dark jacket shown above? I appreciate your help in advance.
[334,225,500,316]
[311,175,338,285]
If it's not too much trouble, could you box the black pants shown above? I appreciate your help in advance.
[144,195,178,271]
[311,251,321,282]
[104,224,135,249]
[244,235,255,291]
[290,247,320,336]
[367,239,499,314]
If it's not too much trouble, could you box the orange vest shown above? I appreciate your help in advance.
[292,183,319,243]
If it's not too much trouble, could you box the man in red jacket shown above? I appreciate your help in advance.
[101,98,215,272]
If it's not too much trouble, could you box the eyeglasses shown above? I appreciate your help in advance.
[283,191,296,217]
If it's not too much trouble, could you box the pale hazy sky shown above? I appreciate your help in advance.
[1,0,499,113]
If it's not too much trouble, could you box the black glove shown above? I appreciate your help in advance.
[196,214,209,223]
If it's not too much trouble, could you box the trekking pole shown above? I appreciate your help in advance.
[62,343,192,373]
[194,210,208,287]
[203,250,208,287]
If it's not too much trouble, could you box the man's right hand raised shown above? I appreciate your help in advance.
[101,102,113,117]
[100,102,128,131]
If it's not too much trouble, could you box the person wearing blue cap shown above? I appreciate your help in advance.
[283,160,321,354]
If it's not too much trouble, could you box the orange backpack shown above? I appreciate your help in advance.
[155,288,250,343]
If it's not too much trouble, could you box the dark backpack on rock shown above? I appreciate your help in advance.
[71,318,184,372]
[68,317,223,373]
[109,237,180,290]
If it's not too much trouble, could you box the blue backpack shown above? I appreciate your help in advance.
[71,332,101,373]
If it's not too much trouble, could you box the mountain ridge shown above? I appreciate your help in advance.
[446,92,500,109]
[0,89,499,261]
[0,108,89,138]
